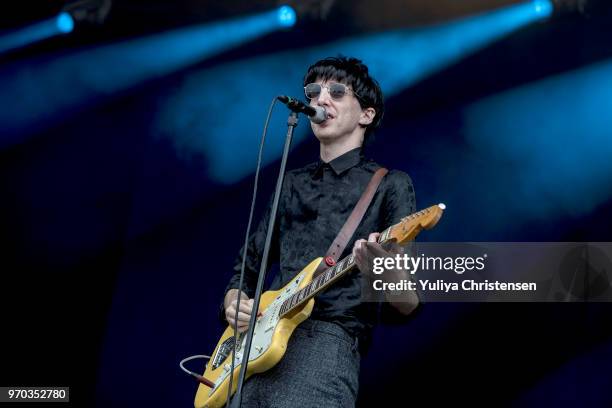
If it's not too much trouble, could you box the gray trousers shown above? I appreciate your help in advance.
[239,319,361,408]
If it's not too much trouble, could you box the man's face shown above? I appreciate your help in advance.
[307,78,373,143]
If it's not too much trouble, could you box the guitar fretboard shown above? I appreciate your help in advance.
[278,224,394,317]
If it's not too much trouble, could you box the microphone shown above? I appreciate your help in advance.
[277,95,328,124]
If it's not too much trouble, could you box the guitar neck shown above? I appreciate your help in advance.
[277,204,444,318]
[278,225,395,317]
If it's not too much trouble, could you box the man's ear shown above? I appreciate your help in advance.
[359,107,376,126]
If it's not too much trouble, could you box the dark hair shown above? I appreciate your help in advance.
[303,56,384,142]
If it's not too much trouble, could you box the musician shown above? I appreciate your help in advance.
[221,56,419,407]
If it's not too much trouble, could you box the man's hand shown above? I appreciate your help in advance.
[224,289,261,333]
[352,233,403,275]
[352,233,419,315]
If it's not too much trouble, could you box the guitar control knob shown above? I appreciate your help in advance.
[224,364,230,372]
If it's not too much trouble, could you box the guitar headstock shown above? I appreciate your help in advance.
[385,203,446,245]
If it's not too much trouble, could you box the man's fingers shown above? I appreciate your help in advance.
[353,247,370,272]
[228,319,249,332]
[352,238,367,257]
[229,316,255,333]
[230,320,249,328]
[226,317,252,331]
[364,241,390,257]
[227,311,252,322]
[237,301,255,314]
[383,240,404,255]
[228,299,255,314]
[352,234,406,274]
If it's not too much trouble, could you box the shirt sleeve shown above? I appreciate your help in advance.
[379,169,420,324]
[381,169,416,228]
[218,191,282,324]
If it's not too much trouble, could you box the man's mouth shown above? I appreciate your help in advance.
[319,117,334,126]
[315,113,334,126]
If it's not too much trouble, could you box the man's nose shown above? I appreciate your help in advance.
[317,86,333,105]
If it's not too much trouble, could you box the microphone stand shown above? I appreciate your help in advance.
[229,110,298,408]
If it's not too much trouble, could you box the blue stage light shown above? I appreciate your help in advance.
[0,0,553,184]
[465,59,612,220]
[151,0,561,184]
[0,11,75,55]
[533,0,553,17]
[0,6,301,148]
[56,12,75,34]
[277,5,297,27]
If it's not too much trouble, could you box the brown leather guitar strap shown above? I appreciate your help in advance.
[314,167,388,277]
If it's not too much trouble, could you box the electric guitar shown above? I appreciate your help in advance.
[195,203,446,408]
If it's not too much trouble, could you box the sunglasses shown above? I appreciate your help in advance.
[304,82,360,101]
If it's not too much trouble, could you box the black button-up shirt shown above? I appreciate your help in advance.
[224,147,416,350]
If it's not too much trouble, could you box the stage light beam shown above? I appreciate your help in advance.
[464,58,612,221]
[0,6,298,148]
[0,12,74,55]
[154,0,559,184]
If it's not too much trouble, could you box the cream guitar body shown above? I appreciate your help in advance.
[195,257,322,408]
[195,203,446,408]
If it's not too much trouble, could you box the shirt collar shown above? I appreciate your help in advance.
[313,147,364,178]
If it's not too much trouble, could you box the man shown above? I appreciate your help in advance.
[222,56,419,407]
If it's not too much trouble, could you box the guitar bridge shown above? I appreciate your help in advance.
[211,336,236,370]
